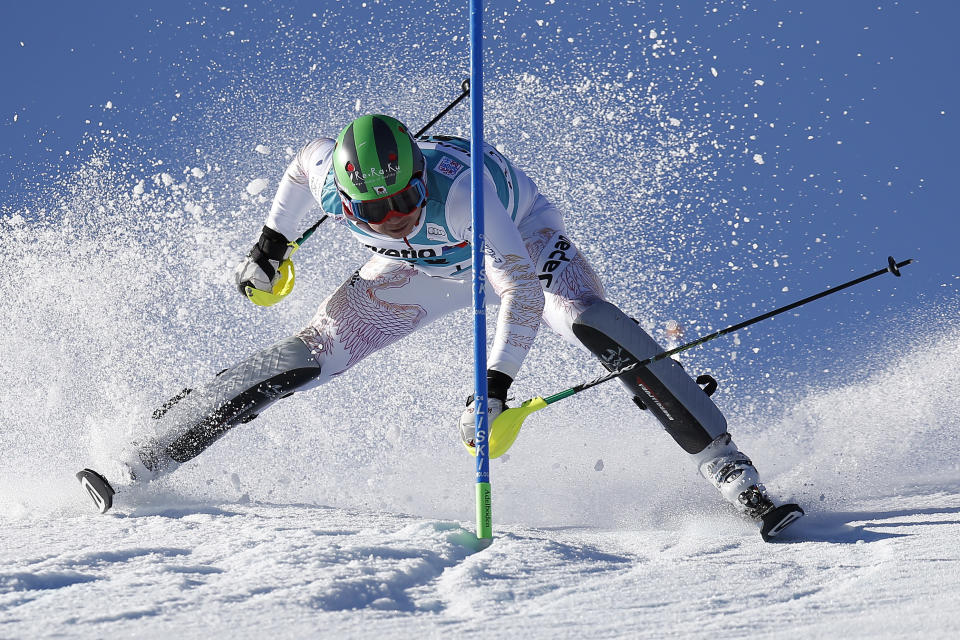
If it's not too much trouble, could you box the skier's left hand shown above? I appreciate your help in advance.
[457,370,513,448]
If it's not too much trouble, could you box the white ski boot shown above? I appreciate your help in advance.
[694,434,773,518]
[694,434,805,540]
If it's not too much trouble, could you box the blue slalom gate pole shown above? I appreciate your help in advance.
[470,0,492,542]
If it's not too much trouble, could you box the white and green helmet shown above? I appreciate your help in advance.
[333,114,425,201]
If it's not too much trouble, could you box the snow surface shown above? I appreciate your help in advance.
[3,488,960,637]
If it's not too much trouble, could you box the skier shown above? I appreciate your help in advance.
[78,114,801,538]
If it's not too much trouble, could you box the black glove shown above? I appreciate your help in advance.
[234,226,292,296]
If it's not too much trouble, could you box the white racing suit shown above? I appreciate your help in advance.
[121,135,762,515]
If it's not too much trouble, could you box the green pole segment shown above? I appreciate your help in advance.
[475,482,492,539]
[543,388,576,404]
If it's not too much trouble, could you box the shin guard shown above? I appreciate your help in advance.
[137,336,321,474]
[571,300,726,454]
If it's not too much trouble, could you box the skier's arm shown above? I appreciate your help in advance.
[235,138,335,296]
[449,175,545,382]
[450,174,542,445]
[263,137,336,240]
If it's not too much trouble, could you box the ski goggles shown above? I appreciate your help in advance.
[339,176,428,224]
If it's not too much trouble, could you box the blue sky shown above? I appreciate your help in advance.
[2,1,957,398]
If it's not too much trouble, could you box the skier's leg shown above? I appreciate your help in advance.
[295,256,469,379]
[570,299,725,453]
[517,195,607,329]
[568,300,773,516]
[519,197,771,516]
[119,256,471,485]
[123,335,323,480]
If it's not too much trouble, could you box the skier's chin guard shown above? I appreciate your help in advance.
[571,300,727,454]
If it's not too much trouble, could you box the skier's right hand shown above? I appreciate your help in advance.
[234,226,293,296]
[457,369,514,449]
[458,397,506,449]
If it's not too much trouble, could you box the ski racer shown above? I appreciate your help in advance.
[78,114,800,537]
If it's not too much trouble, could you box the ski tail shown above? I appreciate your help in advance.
[76,469,115,514]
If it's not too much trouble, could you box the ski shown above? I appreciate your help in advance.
[76,468,115,514]
[759,503,804,541]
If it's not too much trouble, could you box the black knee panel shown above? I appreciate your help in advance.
[154,336,322,464]
[571,300,726,454]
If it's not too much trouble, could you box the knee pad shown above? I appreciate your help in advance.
[145,336,322,468]
[571,300,726,453]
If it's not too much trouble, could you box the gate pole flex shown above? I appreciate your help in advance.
[470,0,493,542]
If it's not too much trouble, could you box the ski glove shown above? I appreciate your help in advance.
[234,225,293,296]
[458,370,513,448]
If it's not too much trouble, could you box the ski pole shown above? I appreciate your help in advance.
[416,79,470,138]
[293,215,327,246]
[297,79,472,245]
[476,256,915,458]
